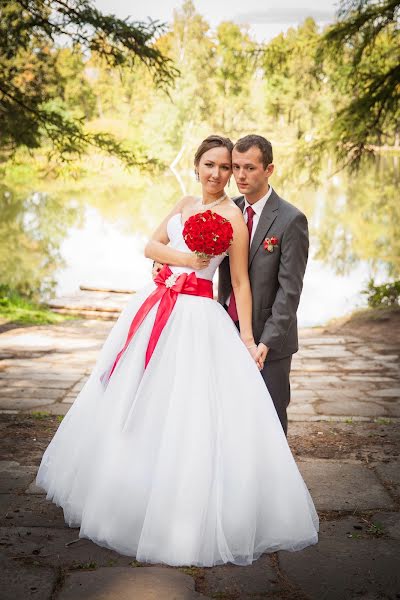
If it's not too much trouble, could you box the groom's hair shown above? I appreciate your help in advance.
[234,135,273,169]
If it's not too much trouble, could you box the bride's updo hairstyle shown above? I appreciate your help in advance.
[194,135,233,168]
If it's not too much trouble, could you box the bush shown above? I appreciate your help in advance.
[362,279,400,308]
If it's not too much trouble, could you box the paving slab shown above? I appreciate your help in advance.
[367,387,400,398]
[292,375,343,385]
[0,398,58,410]
[0,556,56,600]
[26,403,71,415]
[0,464,36,493]
[341,374,397,382]
[0,526,133,568]
[0,378,75,389]
[315,400,386,418]
[297,460,395,511]
[278,517,400,600]
[0,371,80,381]
[62,394,78,403]
[299,348,354,358]
[385,403,400,417]
[0,493,66,528]
[25,480,46,494]
[370,512,400,540]
[299,336,348,345]
[0,387,63,399]
[200,554,281,597]
[337,360,392,371]
[375,460,400,498]
[291,390,319,401]
[58,566,211,600]
[287,403,316,415]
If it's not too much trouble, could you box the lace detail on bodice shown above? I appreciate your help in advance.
[166,213,226,281]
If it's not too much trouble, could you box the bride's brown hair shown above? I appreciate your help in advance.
[194,135,233,167]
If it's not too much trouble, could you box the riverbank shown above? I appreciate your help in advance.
[325,305,400,343]
[0,289,73,333]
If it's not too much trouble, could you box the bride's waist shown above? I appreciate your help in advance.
[168,266,214,282]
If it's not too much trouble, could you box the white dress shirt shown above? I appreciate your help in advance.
[243,185,273,244]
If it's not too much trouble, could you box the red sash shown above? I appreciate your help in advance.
[104,265,213,382]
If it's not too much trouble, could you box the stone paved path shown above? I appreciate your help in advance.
[0,320,398,421]
[0,320,399,599]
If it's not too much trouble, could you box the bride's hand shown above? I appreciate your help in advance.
[246,344,261,369]
[254,343,268,370]
[246,343,266,370]
[188,254,211,270]
[152,261,163,279]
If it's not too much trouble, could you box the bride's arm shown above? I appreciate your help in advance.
[228,213,257,354]
[144,198,210,270]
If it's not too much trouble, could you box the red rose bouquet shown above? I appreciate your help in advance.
[183,210,233,258]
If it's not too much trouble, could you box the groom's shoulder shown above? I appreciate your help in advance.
[231,195,244,206]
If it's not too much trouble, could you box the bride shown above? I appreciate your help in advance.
[36,134,319,567]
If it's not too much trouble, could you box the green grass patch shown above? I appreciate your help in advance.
[129,560,143,567]
[72,561,97,570]
[31,411,51,419]
[0,287,74,326]
[366,521,385,537]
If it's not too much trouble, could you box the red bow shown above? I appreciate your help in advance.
[104,265,213,382]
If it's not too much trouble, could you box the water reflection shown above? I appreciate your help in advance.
[2,155,399,325]
[0,184,79,298]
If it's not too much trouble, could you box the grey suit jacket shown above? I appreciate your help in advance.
[218,189,309,361]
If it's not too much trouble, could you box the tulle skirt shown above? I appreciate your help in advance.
[36,281,319,566]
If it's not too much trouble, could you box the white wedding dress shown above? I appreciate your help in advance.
[36,212,319,567]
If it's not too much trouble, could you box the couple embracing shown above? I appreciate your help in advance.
[36,134,319,567]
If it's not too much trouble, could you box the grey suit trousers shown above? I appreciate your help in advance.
[260,356,292,436]
[228,309,292,436]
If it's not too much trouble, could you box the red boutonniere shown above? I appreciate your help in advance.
[263,236,279,253]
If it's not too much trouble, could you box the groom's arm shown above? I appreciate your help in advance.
[259,212,309,351]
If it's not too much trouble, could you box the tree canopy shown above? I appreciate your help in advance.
[0,0,177,165]
[318,0,400,168]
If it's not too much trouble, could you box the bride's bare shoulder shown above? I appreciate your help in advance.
[224,201,244,221]
[178,195,199,210]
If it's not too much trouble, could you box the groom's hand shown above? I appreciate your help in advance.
[152,261,163,279]
[255,343,269,370]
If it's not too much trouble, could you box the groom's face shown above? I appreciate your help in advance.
[232,146,273,202]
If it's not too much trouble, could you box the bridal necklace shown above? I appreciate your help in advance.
[199,193,227,211]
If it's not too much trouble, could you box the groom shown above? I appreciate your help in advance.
[218,135,309,435]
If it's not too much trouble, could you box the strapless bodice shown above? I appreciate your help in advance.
[166,213,226,281]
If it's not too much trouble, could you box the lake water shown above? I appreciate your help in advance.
[3,154,397,326]
[55,156,397,327]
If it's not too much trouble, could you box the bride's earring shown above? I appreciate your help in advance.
[195,170,199,182]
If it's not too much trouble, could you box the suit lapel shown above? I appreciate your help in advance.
[249,190,279,266]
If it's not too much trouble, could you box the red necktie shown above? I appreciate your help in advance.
[227,205,255,322]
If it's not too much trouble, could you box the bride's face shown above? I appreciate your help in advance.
[197,147,232,196]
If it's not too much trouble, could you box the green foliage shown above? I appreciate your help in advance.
[315,0,400,169]
[0,165,79,298]
[366,521,385,537]
[312,155,400,277]
[0,0,177,165]
[0,285,72,324]
[362,279,400,307]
